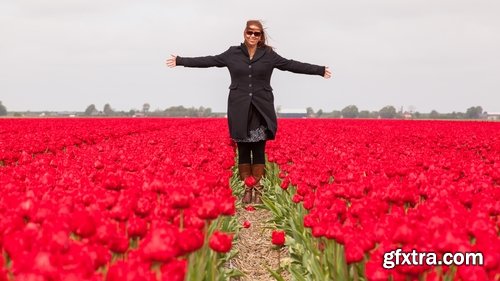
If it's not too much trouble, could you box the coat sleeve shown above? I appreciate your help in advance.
[272,51,325,76]
[176,48,230,68]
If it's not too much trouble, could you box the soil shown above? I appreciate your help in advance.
[231,207,290,281]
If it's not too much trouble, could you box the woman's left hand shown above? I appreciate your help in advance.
[324,67,332,79]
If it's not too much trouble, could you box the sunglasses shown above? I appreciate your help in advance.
[245,30,262,37]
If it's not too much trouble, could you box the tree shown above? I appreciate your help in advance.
[331,110,342,118]
[341,105,359,118]
[306,107,315,117]
[429,110,440,119]
[465,106,483,119]
[143,103,150,113]
[316,109,323,117]
[165,105,186,117]
[359,110,370,118]
[201,106,212,117]
[370,111,380,118]
[103,103,114,116]
[379,106,397,119]
[84,104,97,116]
[0,101,7,116]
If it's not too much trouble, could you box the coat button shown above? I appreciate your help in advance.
[248,74,252,78]
[248,65,252,68]
[249,93,253,96]
[249,84,252,87]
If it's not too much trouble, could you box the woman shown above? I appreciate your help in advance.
[167,20,331,204]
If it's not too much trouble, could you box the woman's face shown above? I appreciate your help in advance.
[244,24,262,47]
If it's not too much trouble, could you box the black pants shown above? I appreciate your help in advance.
[237,141,266,164]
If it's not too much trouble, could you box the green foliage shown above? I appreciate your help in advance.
[143,103,151,113]
[465,106,483,119]
[185,215,243,281]
[103,103,114,116]
[331,110,342,118]
[430,110,440,119]
[266,265,286,281]
[163,106,212,117]
[358,110,371,118]
[379,105,397,118]
[306,107,315,117]
[0,101,7,116]
[84,104,97,116]
[341,105,359,118]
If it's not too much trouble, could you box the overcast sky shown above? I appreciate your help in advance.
[1,0,499,113]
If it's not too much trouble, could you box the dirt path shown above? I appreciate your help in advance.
[231,207,290,281]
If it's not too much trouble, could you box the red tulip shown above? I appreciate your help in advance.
[161,259,187,281]
[280,179,289,190]
[70,211,96,238]
[127,216,148,239]
[242,221,251,228]
[244,176,257,187]
[292,194,303,203]
[209,231,233,253]
[107,260,157,281]
[178,228,204,254]
[86,244,111,270]
[170,191,191,209]
[245,205,256,211]
[140,225,180,262]
[218,196,236,216]
[110,234,130,254]
[344,241,365,264]
[271,230,286,246]
[196,198,220,220]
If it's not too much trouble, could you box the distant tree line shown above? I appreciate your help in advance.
[0,100,494,120]
[83,103,218,117]
[307,105,489,119]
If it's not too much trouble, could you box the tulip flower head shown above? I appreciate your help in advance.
[244,176,257,187]
[209,231,233,253]
[245,205,256,211]
[271,230,286,246]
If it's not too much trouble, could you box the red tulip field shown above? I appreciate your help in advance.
[0,118,499,281]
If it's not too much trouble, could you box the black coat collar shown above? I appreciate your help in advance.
[239,43,267,62]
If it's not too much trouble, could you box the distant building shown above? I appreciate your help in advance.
[486,112,500,121]
[277,108,307,118]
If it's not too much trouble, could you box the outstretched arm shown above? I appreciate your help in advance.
[273,51,331,78]
[166,48,229,68]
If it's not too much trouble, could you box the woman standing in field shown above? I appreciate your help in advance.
[167,20,331,204]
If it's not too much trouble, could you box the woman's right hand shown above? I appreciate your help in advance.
[166,54,177,68]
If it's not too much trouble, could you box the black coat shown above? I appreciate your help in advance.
[176,43,325,140]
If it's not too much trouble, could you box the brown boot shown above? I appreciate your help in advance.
[251,164,265,204]
[238,164,253,204]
